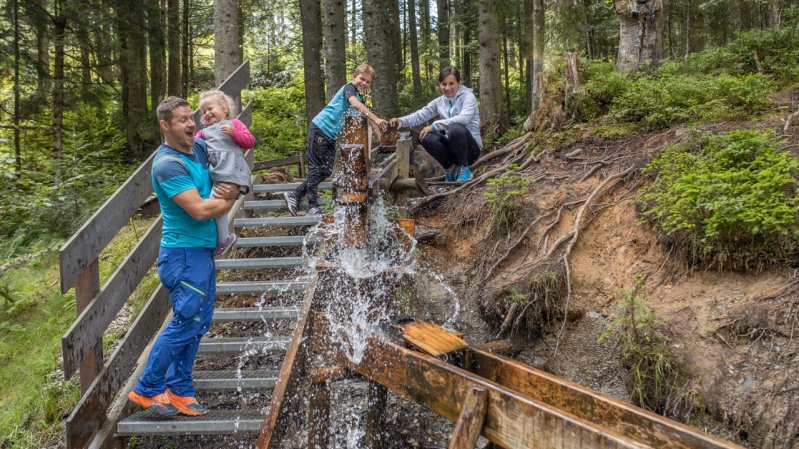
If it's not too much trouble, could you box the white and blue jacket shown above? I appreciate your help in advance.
[398,85,482,149]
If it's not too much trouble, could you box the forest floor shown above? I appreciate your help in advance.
[400,88,799,449]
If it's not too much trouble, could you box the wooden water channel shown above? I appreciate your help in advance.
[59,60,743,449]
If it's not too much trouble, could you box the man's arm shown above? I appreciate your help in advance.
[172,188,234,220]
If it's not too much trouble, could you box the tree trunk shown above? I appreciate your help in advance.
[301,0,325,123]
[478,0,503,130]
[182,0,190,97]
[214,0,241,86]
[524,0,533,114]
[364,0,399,118]
[531,0,544,110]
[323,0,347,101]
[13,0,21,183]
[462,0,475,86]
[167,0,180,95]
[437,0,451,69]
[389,0,403,80]
[128,4,148,158]
[502,19,511,122]
[53,0,65,161]
[615,0,663,72]
[351,0,357,51]
[29,0,50,91]
[408,0,422,100]
[148,0,166,117]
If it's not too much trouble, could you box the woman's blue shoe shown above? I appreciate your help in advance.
[456,166,473,182]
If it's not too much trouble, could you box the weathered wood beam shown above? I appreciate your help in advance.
[469,350,743,449]
[307,369,332,449]
[62,218,162,379]
[449,387,488,449]
[313,313,646,449]
[75,260,102,394]
[253,154,303,172]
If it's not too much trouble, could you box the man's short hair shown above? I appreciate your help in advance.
[353,64,376,79]
[157,96,191,123]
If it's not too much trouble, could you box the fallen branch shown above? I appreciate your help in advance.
[0,249,54,274]
[785,110,799,133]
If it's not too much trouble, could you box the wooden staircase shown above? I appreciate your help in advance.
[115,180,329,438]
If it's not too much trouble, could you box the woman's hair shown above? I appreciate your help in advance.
[438,66,461,83]
[198,89,237,124]
[353,64,376,79]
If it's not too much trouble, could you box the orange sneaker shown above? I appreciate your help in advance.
[166,390,208,416]
[127,390,178,416]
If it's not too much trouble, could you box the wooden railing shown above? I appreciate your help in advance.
[58,61,253,449]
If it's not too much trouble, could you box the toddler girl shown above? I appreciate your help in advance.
[195,90,256,256]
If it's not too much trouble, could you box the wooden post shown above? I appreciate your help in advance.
[299,151,306,178]
[364,381,388,449]
[307,373,331,449]
[75,259,102,395]
[448,387,488,449]
[395,138,412,219]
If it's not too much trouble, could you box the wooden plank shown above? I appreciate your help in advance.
[449,387,488,449]
[400,321,469,357]
[62,218,162,380]
[253,154,302,172]
[469,350,744,449]
[75,260,102,394]
[257,275,317,449]
[65,285,171,449]
[313,313,652,449]
[59,151,156,293]
[193,60,251,128]
[364,382,387,449]
[307,371,331,449]
[395,138,412,218]
[239,103,253,128]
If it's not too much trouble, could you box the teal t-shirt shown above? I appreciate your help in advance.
[311,83,362,139]
[152,140,217,248]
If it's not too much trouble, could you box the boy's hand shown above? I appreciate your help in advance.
[374,118,388,132]
[389,118,402,128]
[420,125,433,140]
[221,124,233,135]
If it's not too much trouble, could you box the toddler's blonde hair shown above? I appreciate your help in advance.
[198,90,237,125]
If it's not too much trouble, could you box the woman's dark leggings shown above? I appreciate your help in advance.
[419,122,481,169]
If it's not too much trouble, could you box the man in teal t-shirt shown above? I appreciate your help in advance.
[128,97,237,417]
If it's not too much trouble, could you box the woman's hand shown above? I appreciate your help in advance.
[419,125,433,140]
[389,118,402,128]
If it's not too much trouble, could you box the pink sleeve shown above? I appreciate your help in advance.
[195,129,204,139]
[230,119,256,150]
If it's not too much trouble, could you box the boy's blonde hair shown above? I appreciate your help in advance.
[352,64,375,79]
[198,90,237,124]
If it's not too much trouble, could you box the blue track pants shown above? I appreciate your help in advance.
[134,246,216,397]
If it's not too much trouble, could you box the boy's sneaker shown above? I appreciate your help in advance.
[166,390,208,416]
[307,206,324,215]
[128,390,179,416]
[284,192,298,216]
[455,166,473,182]
[213,232,237,257]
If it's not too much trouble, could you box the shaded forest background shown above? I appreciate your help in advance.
[1,0,796,260]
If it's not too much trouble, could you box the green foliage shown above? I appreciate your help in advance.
[608,73,774,130]
[484,165,535,230]
[638,129,799,269]
[601,276,683,414]
[577,60,633,120]
[245,77,308,162]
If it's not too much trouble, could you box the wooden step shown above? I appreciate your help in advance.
[193,370,279,391]
[212,307,299,322]
[252,182,333,193]
[215,257,304,270]
[197,336,291,355]
[243,199,330,211]
[234,235,316,248]
[216,280,307,295]
[234,216,322,228]
[116,409,263,436]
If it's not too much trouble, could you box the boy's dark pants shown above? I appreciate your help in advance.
[293,123,336,208]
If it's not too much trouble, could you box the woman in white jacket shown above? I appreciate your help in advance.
[390,67,482,182]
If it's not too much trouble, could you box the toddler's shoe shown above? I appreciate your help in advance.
[127,390,178,416]
[213,232,237,257]
[166,390,208,416]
